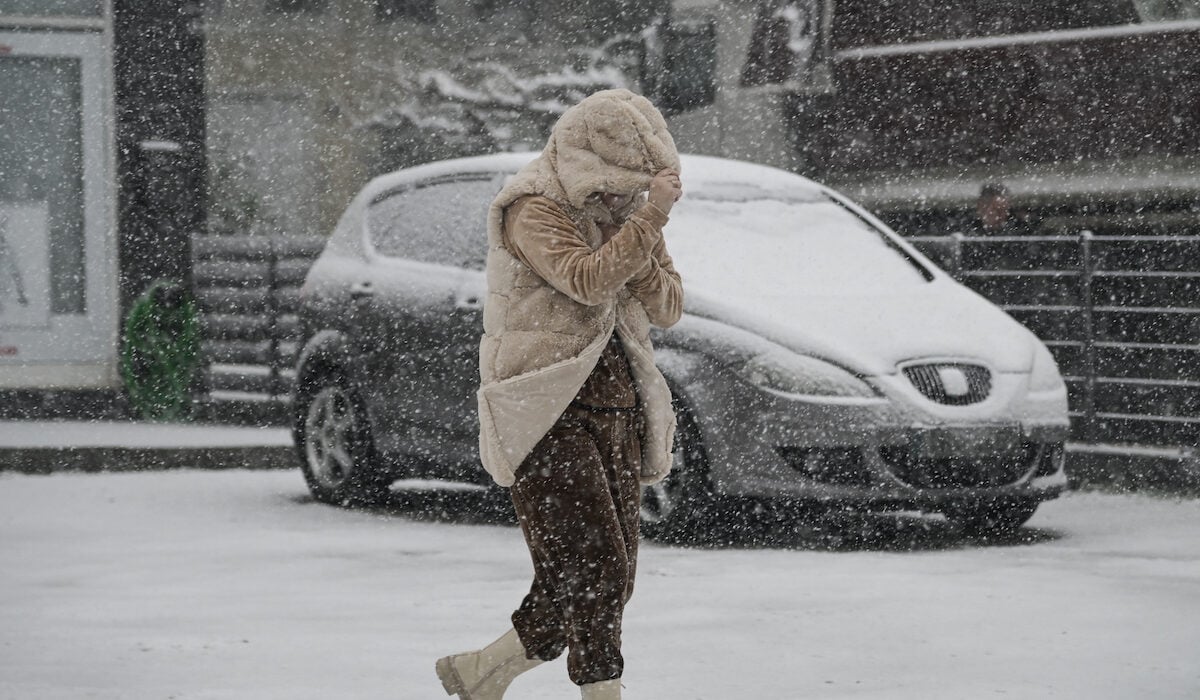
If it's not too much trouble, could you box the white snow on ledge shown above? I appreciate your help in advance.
[0,421,292,449]
[1067,441,1196,461]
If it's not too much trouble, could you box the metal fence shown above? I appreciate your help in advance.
[908,233,1200,451]
[191,231,1199,454]
[191,234,325,419]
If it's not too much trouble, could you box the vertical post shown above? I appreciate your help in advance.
[1079,230,1098,443]
[819,0,835,62]
[950,232,965,280]
[265,237,281,399]
[811,0,836,93]
[190,234,209,404]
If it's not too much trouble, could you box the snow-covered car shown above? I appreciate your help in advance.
[293,152,1070,538]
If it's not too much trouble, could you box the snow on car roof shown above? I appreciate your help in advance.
[332,150,1033,375]
[682,155,828,199]
[357,152,829,204]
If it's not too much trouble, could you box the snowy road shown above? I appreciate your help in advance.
[1,469,1198,699]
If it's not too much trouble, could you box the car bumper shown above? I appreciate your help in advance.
[690,372,1070,509]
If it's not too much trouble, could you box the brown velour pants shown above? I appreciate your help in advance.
[509,401,643,686]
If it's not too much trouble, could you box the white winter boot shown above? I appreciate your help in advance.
[580,679,622,699]
[435,628,543,699]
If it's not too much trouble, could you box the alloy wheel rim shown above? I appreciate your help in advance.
[304,386,357,490]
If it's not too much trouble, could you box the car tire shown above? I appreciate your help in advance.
[640,403,715,543]
[295,371,390,507]
[946,498,1039,536]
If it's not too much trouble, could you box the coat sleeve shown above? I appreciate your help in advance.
[505,197,660,307]
[626,203,683,328]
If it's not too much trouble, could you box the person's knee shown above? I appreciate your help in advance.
[589,549,631,604]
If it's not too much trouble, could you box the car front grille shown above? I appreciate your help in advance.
[777,446,870,486]
[880,442,1041,489]
[902,362,991,405]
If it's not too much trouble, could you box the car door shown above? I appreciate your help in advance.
[439,175,507,467]
[358,175,498,471]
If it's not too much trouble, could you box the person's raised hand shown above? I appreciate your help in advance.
[647,168,682,215]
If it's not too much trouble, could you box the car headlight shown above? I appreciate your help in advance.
[1029,341,1065,393]
[737,350,878,400]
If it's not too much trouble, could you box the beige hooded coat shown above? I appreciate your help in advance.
[477,89,683,488]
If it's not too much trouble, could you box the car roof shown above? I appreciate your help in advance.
[328,151,848,259]
[356,152,830,204]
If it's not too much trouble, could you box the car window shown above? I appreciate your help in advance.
[668,188,931,307]
[367,177,496,268]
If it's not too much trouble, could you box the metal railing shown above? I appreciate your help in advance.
[190,230,1199,455]
[191,234,325,417]
[907,232,1200,451]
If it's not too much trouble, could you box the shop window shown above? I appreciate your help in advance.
[0,56,86,314]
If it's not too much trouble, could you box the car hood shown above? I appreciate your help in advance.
[684,278,1036,376]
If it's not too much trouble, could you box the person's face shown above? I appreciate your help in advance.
[599,192,634,212]
[977,194,1010,230]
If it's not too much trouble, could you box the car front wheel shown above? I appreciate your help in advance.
[296,374,389,507]
[640,405,714,542]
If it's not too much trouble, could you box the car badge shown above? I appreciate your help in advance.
[938,366,971,398]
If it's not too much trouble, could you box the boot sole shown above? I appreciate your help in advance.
[435,656,467,697]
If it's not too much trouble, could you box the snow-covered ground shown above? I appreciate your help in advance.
[0,421,291,449]
[1,469,1197,699]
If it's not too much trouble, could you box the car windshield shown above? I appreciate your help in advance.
[667,185,931,306]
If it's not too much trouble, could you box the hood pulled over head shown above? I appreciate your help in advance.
[489,89,680,236]
[547,88,680,209]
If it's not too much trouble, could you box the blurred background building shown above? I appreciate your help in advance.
[203,0,676,238]
[673,0,1200,236]
[0,1,205,398]
[202,0,1200,239]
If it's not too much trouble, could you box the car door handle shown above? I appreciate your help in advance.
[454,295,482,311]
[350,282,374,300]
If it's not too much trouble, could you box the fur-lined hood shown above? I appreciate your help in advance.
[487,89,680,240]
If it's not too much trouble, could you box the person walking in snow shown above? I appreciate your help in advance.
[971,181,1035,236]
[435,89,684,700]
